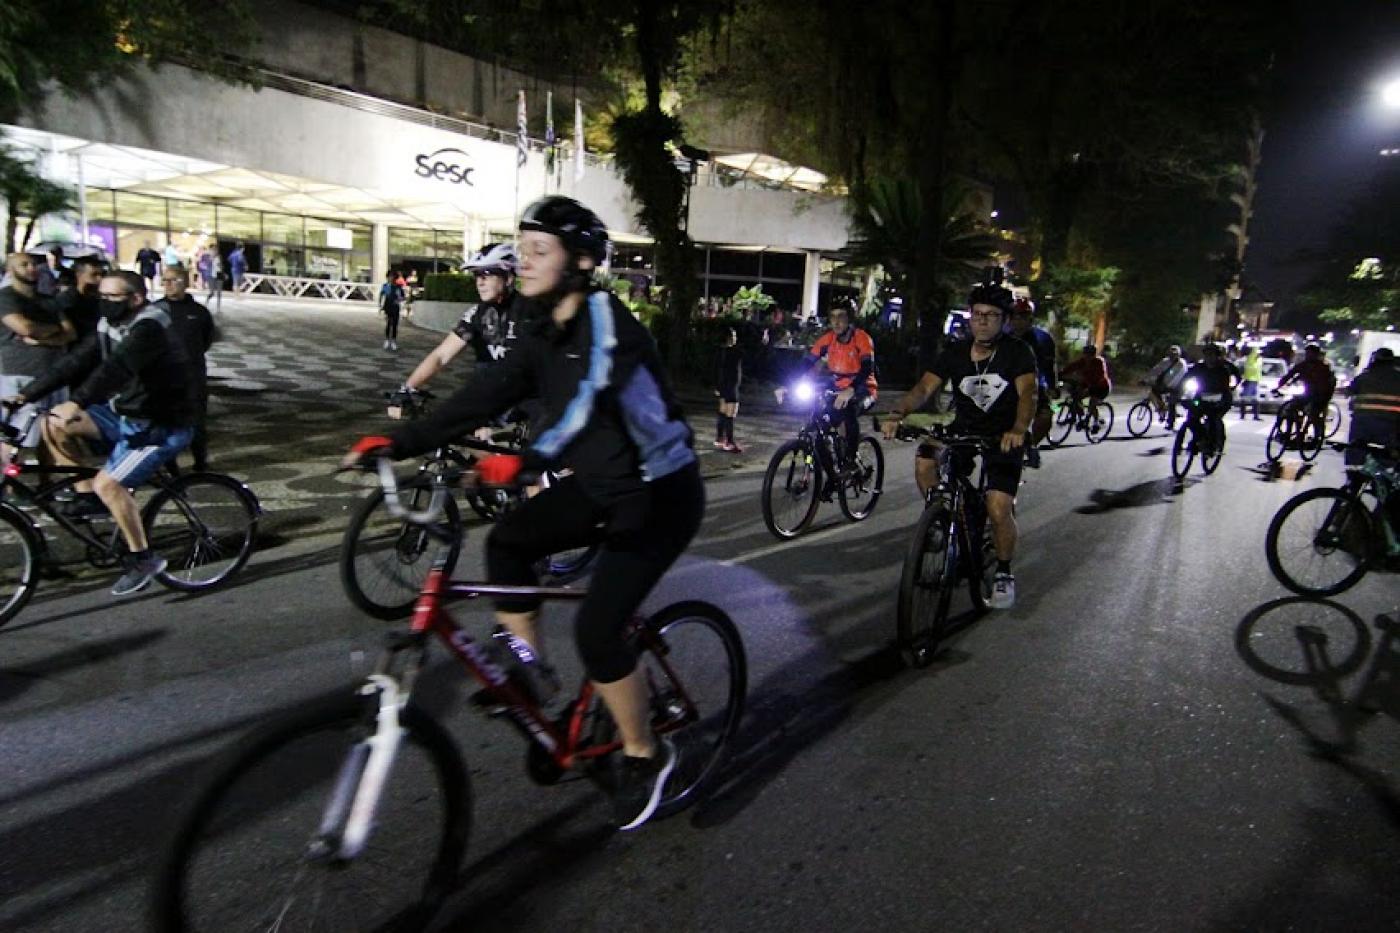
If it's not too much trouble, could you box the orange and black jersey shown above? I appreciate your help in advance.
[808,327,877,394]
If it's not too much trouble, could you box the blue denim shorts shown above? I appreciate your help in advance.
[87,403,193,488]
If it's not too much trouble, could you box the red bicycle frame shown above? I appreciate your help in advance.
[406,567,700,772]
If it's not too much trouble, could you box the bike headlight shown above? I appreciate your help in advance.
[1181,378,1199,397]
[793,380,816,402]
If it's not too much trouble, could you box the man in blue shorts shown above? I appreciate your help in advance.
[10,271,196,595]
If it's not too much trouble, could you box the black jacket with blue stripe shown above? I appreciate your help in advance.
[389,289,695,503]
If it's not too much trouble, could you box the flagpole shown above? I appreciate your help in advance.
[515,89,527,222]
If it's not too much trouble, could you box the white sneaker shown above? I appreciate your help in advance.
[990,572,1016,610]
[383,339,391,349]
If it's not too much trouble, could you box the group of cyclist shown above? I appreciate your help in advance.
[338,189,1398,836]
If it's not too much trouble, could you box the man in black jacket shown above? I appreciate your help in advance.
[155,264,217,470]
[12,271,195,595]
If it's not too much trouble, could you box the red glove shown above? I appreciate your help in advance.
[350,435,393,455]
[476,454,523,486]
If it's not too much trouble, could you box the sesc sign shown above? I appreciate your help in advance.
[414,148,476,186]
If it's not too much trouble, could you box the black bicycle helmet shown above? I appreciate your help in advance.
[518,196,609,263]
[968,282,1014,314]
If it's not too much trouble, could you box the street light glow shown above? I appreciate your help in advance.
[1384,77,1400,109]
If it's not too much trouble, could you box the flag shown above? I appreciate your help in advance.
[573,98,585,182]
[516,90,528,169]
[545,91,557,181]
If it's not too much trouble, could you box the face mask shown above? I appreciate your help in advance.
[100,298,130,323]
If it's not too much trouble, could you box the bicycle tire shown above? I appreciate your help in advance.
[1324,401,1344,440]
[1299,417,1324,463]
[1264,420,1289,464]
[1126,401,1154,437]
[837,435,885,522]
[896,502,956,667]
[340,483,463,620]
[1085,401,1115,444]
[761,439,821,539]
[1170,424,1195,479]
[144,473,260,592]
[1047,404,1074,447]
[1265,488,1374,597]
[152,696,471,933]
[0,502,41,627]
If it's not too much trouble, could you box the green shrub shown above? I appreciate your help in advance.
[422,273,479,303]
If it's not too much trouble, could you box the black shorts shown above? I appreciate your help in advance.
[915,441,1023,497]
[1086,385,1109,401]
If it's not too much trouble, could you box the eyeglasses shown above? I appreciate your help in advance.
[969,311,1003,321]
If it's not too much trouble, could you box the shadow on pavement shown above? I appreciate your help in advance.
[1137,445,1170,457]
[1074,477,1184,514]
[0,629,167,704]
[1234,596,1373,687]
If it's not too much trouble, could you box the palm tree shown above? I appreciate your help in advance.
[846,176,999,330]
[0,146,73,252]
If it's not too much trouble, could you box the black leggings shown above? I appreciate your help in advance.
[384,308,400,340]
[485,463,705,683]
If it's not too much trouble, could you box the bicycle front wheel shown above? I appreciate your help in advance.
[1324,401,1344,440]
[152,697,471,933]
[340,484,463,620]
[1085,401,1114,444]
[145,474,260,591]
[838,435,885,521]
[0,503,41,627]
[1126,401,1153,437]
[897,503,956,667]
[637,601,746,819]
[761,440,821,539]
[1264,419,1290,464]
[1170,424,1196,479]
[1265,488,1374,597]
[1299,417,1324,463]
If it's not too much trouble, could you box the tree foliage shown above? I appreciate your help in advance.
[0,0,257,122]
[1297,167,1400,333]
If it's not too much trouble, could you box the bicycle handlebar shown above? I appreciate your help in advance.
[375,458,449,524]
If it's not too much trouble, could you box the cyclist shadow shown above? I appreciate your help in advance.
[1074,477,1186,514]
[1241,461,1314,483]
[1235,597,1400,821]
[0,629,166,705]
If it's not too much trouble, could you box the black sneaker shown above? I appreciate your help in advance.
[612,736,677,831]
[111,554,167,596]
[1025,445,1042,469]
[62,492,108,518]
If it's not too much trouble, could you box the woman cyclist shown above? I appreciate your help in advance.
[345,196,703,831]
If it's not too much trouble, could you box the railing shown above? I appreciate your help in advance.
[237,273,376,302]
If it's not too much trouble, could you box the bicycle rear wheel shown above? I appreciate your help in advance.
[761,440,821,539]
[1265,488,1374,597]
[152,696,470,933]
[1264,420,1290,464]
[1299,417,1324,462]
[340,483,462,620]
[144,474,260,591]
[1047,404,1074,446]
[1126,401,1153,437]
[837,435,885,521]
[897,503,956,667]
[1085,401,1114,444]
[1170,424,1196,479]
[635,601,746,819]
[0,503,40,627]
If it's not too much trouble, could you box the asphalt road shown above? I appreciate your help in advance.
[1,301,1396,932]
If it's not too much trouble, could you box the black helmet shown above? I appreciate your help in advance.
[968,282,1014,314]
[519,196,609,263]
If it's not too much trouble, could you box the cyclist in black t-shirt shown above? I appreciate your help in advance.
[387,243,533,434]
[882,282,1037,610]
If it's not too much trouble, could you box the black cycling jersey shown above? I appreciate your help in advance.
[931,337,1037,437]
[452,291,534,364]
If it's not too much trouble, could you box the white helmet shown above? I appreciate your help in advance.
[463,242,518,276]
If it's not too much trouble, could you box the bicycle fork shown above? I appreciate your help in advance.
[312,674,406,862]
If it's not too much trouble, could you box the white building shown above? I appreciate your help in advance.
[3,1,851,314]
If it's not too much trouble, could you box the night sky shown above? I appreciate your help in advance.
[1249,0,1400,325]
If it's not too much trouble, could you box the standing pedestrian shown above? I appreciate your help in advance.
[714,327,743,452]
[161,241,182,279]
[228,243,247,292]
[35,246,64,297]
[155,265,217,471]
[55,255,103,340]
[135,241,162,295]
[0,253,74,456]
[1238,345,1263,420]
[203,246,224,312]
[379,270,404,350]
